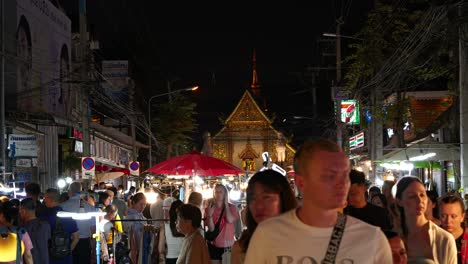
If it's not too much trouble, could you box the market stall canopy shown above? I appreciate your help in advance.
[378,137,459,162]
[95,172,125,182]
[145,151,244,177]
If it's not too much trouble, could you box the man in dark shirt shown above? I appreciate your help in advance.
[42,188,80,264]
[345,169,392,231]
[25,182,47,218]
[20,198,51,264]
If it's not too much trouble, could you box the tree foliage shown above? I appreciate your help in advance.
[344,0,432,96]
[63,153,81,174]
[344,0,457,146]
[152,93,197,159]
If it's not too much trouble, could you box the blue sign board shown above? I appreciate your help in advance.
[130,161,139,171]
[82,157,95,170]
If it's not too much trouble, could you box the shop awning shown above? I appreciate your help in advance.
[95,172,125,182]
[378,138,459,162]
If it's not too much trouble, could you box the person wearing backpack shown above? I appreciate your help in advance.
[42,188,80,264]
[20,198,51,264]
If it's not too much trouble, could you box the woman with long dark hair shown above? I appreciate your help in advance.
[425,190,441,226]
[231,170,297,264]
[158,199,184,264]
[395,176,456,263]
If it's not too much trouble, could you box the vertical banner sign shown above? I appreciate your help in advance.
[341,100,360,124]
[349,136,357,150]
[349,132,365,151]
[129,161,140,176]
[81,157,95,179]
[356,132,365,148]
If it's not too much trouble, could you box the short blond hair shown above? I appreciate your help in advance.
[293,138,342,175]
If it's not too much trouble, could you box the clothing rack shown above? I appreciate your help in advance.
[110,218,168,222]
[112,219,163,264]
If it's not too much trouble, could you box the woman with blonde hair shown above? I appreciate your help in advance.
[439,194,468,263]
[204,184,238,264]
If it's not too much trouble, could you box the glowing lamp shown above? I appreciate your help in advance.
[144,191,158,204]
[201,187,213,199]
[57,210,106,264]
[229,189,241,201]
[57,179,66,189]
[57,210,106,220]
[194,176,204,185]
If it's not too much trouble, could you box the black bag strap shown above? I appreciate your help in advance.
[213,205,225,229]
[55,217,63,231]
[321,213,347,264]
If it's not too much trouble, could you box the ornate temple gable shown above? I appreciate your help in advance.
[225,91,271,129]
[238,139,260,160]
[213,142,228,161]
[211,52,297,167]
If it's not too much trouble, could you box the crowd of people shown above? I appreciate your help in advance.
[0,138,466,263]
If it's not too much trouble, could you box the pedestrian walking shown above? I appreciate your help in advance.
[244,138,392,263]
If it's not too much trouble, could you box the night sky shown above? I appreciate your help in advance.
[61,1,373,148]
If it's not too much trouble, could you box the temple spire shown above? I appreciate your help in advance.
[249,49,267,111]
[250,49,260,93]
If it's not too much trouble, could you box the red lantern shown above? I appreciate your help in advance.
[102,165,109,171]
[96,165,102,172]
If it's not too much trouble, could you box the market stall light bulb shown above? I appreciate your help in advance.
[57,179,66,189]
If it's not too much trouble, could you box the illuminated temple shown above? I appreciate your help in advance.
[211,51,295,173]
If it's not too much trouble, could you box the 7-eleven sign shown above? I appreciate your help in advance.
[341,100,360,124]
[349,136,357,150]
[356,132,364,148]
[349,132,365,150]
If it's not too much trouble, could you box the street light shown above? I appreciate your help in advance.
[322,33,364,41]
[292,116,315,120]
[148,85,198,167]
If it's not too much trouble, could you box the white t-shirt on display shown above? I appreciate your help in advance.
[244,209,392,264]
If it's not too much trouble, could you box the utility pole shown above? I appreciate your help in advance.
[369,88,383,184]
[79,0,90,189]
[459,2,468,194]
[0,0,5,184]
[80,0,90,157]
[129,80,137,161]
[335,18,343,149]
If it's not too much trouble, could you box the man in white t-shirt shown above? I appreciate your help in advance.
[244,138,392,264]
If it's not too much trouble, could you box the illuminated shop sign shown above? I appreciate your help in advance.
[341,100,360,124]
[349,132,364,150]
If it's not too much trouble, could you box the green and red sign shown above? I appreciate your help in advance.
[349,132,365,150]
[341,100,360,125]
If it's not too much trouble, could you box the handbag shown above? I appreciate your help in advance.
[205,206,225,242]
[321,213,347,264]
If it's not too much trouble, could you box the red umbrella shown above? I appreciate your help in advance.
[145,151,244,177]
